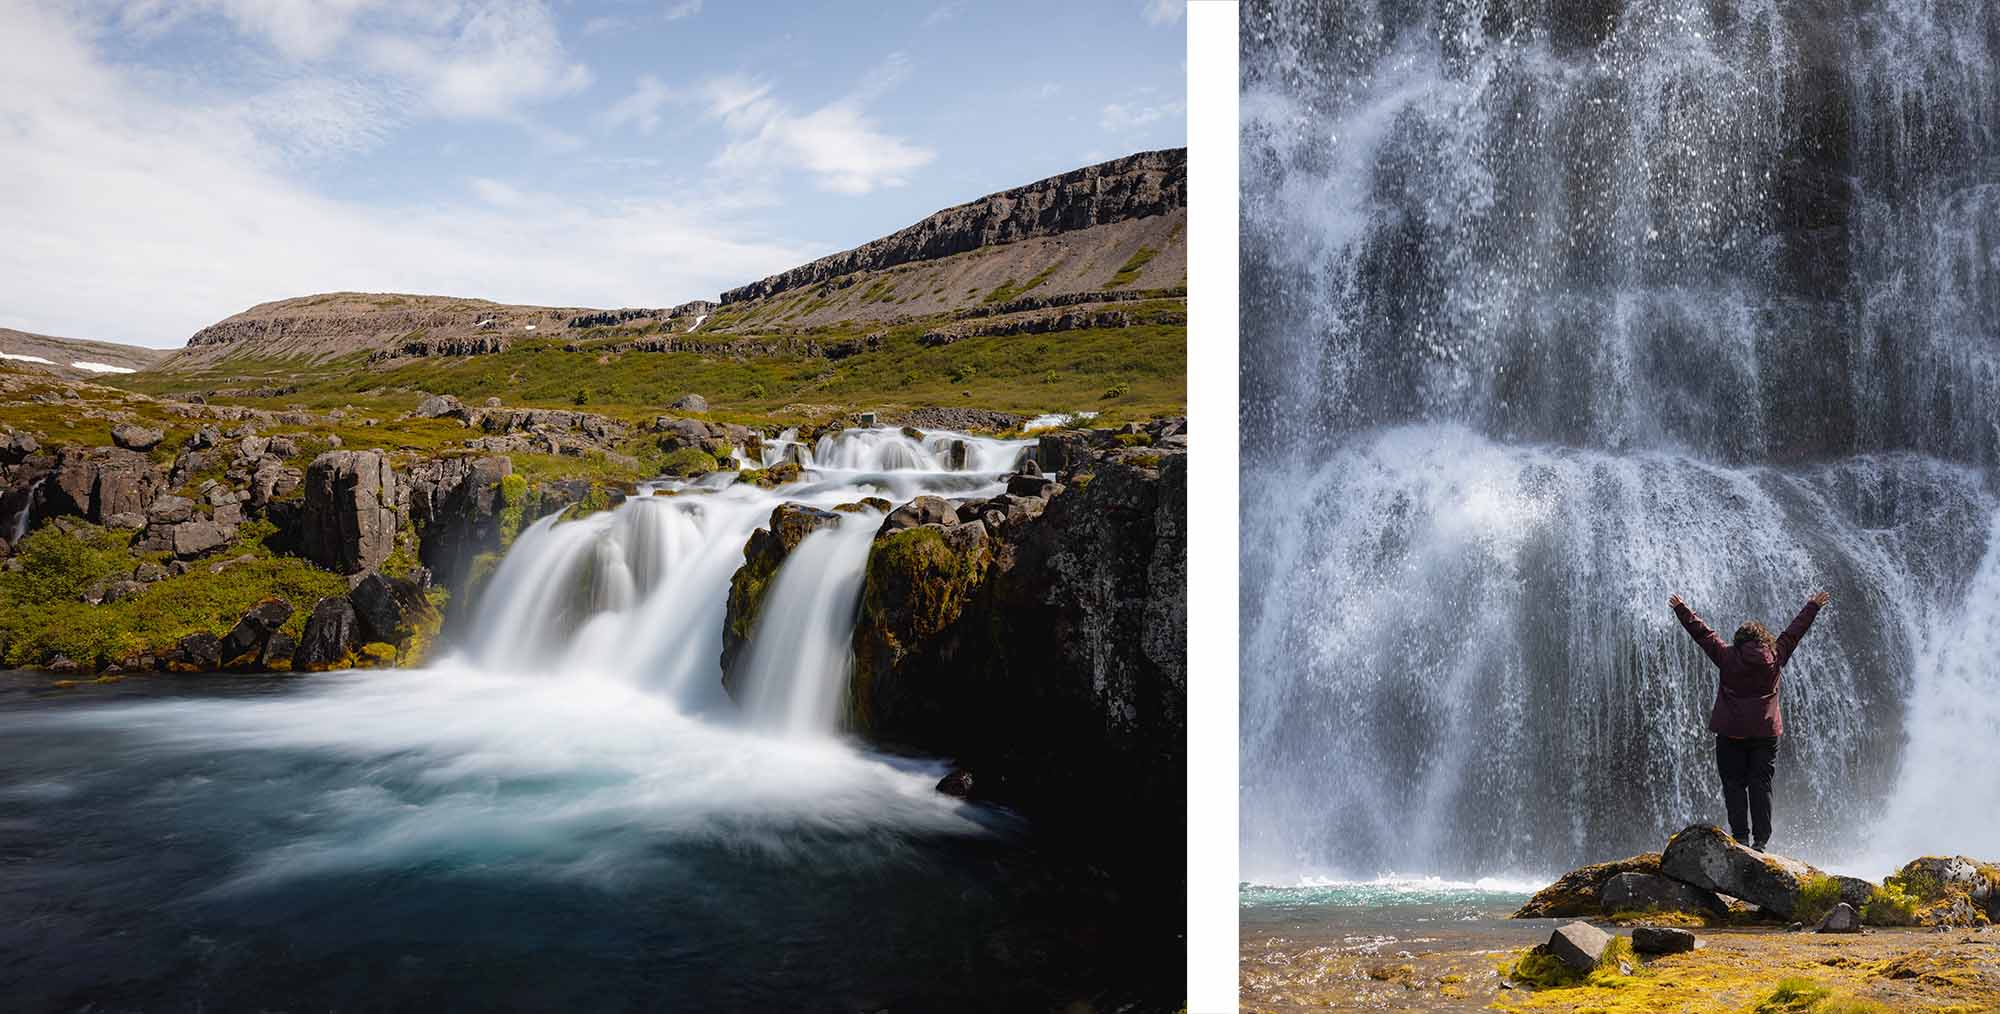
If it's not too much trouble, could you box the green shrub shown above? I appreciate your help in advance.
[948,362,977,384]
[1861,882,1919,926]
[1794,874,1842,925]
[572,388,589,405]
[1102,381,1131,399]
[1748,978,1832,1014]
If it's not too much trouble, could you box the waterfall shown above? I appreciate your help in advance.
[1242,0,2000,880]
[460,426,1031,733]
[733,517,879,735]
[6,476,46,544]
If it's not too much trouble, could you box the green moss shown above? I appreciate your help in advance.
[981,262,1063,304]
[0,521,346,669]
[1105,246,1158,288]
[1861,882,1920,927]
[659,446,722,477]
[1746,978,1883,1014]
[497,473,529,545]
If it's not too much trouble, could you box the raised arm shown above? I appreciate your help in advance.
[1775,591,1828,666]
[1669,594,1728,667]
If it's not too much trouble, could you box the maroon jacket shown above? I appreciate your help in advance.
[1672,599,1821,738]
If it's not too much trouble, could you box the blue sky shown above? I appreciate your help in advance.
[0,1,1186,347]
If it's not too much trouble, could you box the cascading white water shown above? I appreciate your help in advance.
[461,426,1031,727]
[7,476,44,543]
[733,517,880,734]
[1243,0,2000,881]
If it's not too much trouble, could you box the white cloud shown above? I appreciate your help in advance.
[701,58,934,195]
[1142,0,1183,26]
[664,0,703,20]
[598,74,676,134]
[1101,99,1183,132]
[0,4,809,347]
[922,3,961,28]
[362,1,591,121]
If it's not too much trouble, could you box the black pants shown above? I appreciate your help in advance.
[1715,735,1779,847]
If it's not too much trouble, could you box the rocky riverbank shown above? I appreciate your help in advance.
[1476,824,2000,1012]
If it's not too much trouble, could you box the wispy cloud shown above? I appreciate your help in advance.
[598,74,677,134]
[1100,98,1183,131]
[664,0,703,21]
[0,3,806,345]
[702,56,935,195]
[1142,0,1184,26]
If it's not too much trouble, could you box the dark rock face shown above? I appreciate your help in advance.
[110,423,163,451]
[1631,926,1698,955]
[294,596,360,671]
[719,503,845,690]
[172,632,221,672]
[219,597,293,668]
[300,450,400,574]
[1597,871,1727,919]
[350,572,431,645]
[937,769,975,798]
[1660,824,1819,919]
[405,455,512,584]
[1547,921,1612,973]
[721,149,1186,304]
[848,436,1186,847]
[41,447,165,524]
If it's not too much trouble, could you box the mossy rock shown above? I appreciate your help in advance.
[356,641,398,667]
[848,523,991,733]
[1515,853,1664,918]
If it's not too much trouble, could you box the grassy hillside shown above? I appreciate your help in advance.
[110,299,1187,428]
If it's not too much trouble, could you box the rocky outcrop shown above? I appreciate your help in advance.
[404,455,512,583]
[218,598,293,669]
[722,149,1187,304]
[888,407,1026,432]
[845,421,1186,845]
[719,503,845,690]
[350,572,432,646]
[1547,921,1613,974]
[294,596,360,671]
[110,423,163,451]
[1660,824,1820,919]
[1886,856,2000,927]
[41,447,165,524]
[299,450,400,574]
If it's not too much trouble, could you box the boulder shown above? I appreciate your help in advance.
[1815,902,1862,934]
[260,631,297,670]
[670,394,708,413]
[880,495,957,532]
[947,439,968,471]
[293,596,360,671]
[219,597,293,668]
[1547,921,1613,974]
[1520,852,1648,916]
[300,450,400,574]
[1631,926,1698,954]
[1888,856,2000,926]
[174,632,222,671]
[1006,473,1058,498]
[1660,824,1820,920]
[937,769,975,798]
[1,430,38,463]
[414,394,465,419]
[1599,871,1727,919]
[147,495,195,524]
[110,423,163,451]
[170,518,234,558]
[350,572,431,645]
[1833,875,1877,912]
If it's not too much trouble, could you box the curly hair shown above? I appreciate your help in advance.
[1733,621,1776,652]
